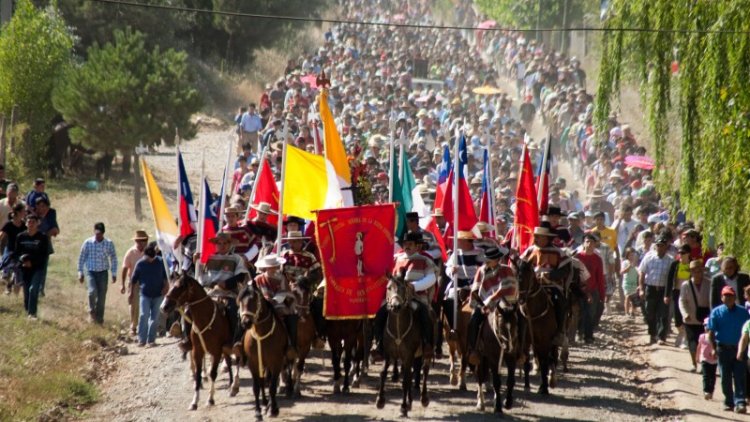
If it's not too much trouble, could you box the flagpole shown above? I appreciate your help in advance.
[537,134,551,207]
[196,151,206,279]
[276,124,289,251]
[245,149,266,221]
[452,127,461,332]
[388,120,396,203]
[218,137,234,227]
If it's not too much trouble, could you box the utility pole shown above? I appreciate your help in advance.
[560,0,569,53]
[536,0,542,43]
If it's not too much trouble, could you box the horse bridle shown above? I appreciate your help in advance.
[240,287,272,327]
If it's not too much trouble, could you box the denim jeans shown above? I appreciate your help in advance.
[86,270,108,323]
[581,293,601,340]
[39,256,49,295]
[717,344,747,407]
[644,286,669,340]
[702,362,717,394]
[22,269,44,316]
[138,294,163,344]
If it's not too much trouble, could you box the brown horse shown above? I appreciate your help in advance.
[237,284,289,420]
[561,257,587,372]
[441,288,471,391]
[474,306,526,413]
[375,275,431,417]
[326,318,368,394]
[286,284,317,397]
[161,274,239,410]
[513,257,562,395]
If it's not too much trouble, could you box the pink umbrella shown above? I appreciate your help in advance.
[478,20,497,30]
[393,14,405,22]
[625,155,655,170]
[299,73,319,88]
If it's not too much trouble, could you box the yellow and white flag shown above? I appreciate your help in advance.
[319,89,353,206]
[282,145,343,221]
[141,158,180,260]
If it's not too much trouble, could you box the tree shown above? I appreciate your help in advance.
[52,29,202,218]
[594,1,750,264]
[0,0,73,174]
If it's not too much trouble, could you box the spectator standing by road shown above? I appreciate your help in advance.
[638,235,673,345]
[0,183,24,224]
[121,230,148,336]
[14,214,50,320]
[77,222,117,324]
[130,242,167,347]
[708,286,749,413]
[679,260,711,371]
[34,197,58,297]
[25,178,49,213]
[576,233,606,343]
[697,317,718,400]
[710,257,750,309]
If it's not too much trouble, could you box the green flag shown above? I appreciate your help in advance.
[400,148,416,214]
[392,163,407,238]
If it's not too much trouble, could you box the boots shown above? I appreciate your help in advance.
[310,296,327,349]
[284,314,299,360]
[467,308,483,366]
[414,302,434,360]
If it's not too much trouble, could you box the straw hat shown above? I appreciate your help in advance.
[224,206,242,215]
[256,254,286,269]
[532,226,557,237]
[209,232,236,244]
[283,231,310,241]
[431,208,444,217]
[132,230,149,241]
[474,221,491,233]
[457,231,475,240]
[251,202,278,215]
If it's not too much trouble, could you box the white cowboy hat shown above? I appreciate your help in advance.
[282,230,310,241]
[250,202,278,215]
[256,254,286,269]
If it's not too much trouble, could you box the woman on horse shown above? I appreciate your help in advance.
[253,253,299,360]
[466,246,517,366]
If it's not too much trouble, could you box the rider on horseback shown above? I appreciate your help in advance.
[189,232,249,351]
[253,253,299,360]
[520,226,571,346]
[372,231,436,361]
[466,246,518,366]
[444,230,484,340]
[280,230,325,347]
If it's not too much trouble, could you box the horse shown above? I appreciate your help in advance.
[285,282,317,398]
[561,257,587,372]
[326,318,368,394]
[375,275,431,417]
[160,274,239,410]
[514,257,564,395]
[473,305,526,413]
[441,288,472,391]
[237,284,290,420]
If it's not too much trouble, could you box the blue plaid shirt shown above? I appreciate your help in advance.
[77,236,117,274]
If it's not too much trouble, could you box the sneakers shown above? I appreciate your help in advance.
[736,404,747,414]
[27,315,38,321]
[145,342,156,348]
[723,404,734,411]
[657,339,667,346]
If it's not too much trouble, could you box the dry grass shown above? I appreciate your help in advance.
[0,180,147,420]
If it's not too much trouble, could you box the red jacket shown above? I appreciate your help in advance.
[576,251,606,300]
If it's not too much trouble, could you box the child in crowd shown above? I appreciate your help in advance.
[620,247,639,317]
[696,317,717,400]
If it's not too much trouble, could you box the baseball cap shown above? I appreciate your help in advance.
[721,286,736,296]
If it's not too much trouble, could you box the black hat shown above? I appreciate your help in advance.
[593,211,606,219]
[484,247,504,260]
[401,231,423,244]
[405,212,419,221]
[583,232,599,242]
[94,222,106,233]
[655,236,669,245]
[546,206,566,217]
[284,216,306,227]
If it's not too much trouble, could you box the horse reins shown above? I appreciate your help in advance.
[242,290,278,376]
[178,294,217,356]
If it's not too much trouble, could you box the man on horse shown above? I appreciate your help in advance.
[280,230,325,346]
[404,212,441,261]
[466,246,518,366]
[444,230,484,340]
[372,231,437,360]
[187,232,249,351]
[253,253,299,360]
[520,226,571,346]
[245,202,278,255]
[222,206,260,274]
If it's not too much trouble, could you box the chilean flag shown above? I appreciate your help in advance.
[199,178,219,264]
[177,149,196,237]
[536,138,551,215]
[479,148,495,238]
[438,135,478,232]
[433,144,451,210]
[512,145,540,253]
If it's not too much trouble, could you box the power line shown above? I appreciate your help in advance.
[87,0,750,35]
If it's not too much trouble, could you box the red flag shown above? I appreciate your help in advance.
[199,178,218,264]
[439,171,479,231]
[315,204,396,319]
[425,217,447,261]
[246,158,280,226]
[513,145,540,254]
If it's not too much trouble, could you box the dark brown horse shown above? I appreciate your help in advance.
[161,274,239,410]
[474,305,526,413]
[237,284,289,420]
[286,283,317,397]
[441,288,471,391]
[561,257,587,372]
[326,318,368,394]
[514,258,561,395]
[375,275,431,417]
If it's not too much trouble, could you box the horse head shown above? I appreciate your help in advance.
[161,273,202,314]
[510,255,537,296]
[386,273,412,312]
[237,284,266,330]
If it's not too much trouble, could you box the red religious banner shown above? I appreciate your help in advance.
[315,204,396,319]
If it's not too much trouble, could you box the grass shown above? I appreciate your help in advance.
[0,177,149,421]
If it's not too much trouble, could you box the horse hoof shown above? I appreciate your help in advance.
[376,396,385,409]
[400,407,409,417]
[342,386,350,395]
[538,387,549,395]
[352,378,360,389]
[230,387,239,397]
[262,398,269,407]
[563,366,569,373]
[459,382,467,392]
[504,397,513,410]
[189,403,197,411]
[494,405,503,415]
[550,376,557,389]
[449,373,458,386]
[255,412,263,422]
[476,403,484,412]
[270,407,279,417]
[524,385,531,392]
[421,396,430,408]
[333,384,341,395]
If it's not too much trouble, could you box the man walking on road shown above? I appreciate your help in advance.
[638,235,672,344]
[121,230,148,335]
[77,222,117,324]
[708,286,749,413]
[131,242,167,347]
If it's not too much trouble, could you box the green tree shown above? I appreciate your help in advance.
[595,0,750,263]
[52,29,202,217]
[0,0,74,174]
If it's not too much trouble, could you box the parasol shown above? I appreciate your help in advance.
[300,73,318,88]
[625,155,655,170]
[393,14,405,22]
[478,20,497,30]
[472,85,503,95]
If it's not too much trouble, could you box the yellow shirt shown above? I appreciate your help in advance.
[598,226,618,252]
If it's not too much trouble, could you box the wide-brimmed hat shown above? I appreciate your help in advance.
[588,189,606,198]
[533,226,557,237]
[401,231,423,244]
[474,221,491,233]
[546,206,566,217]
[485,247,507,260]
[224,206,242,215]
[251,202,278,215]
[457,231,475,240]
[132,230,149,241]
[283,230,310,241]
[209,232,236,244]
[431,208,444,217]
[256,254,286,269]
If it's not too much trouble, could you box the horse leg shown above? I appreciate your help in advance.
[252,373,263,421]
[227,355,240,397]
[351,356,361,389]
[375,357,389,409]
[550,348,559,388]
[391,358,400,382]
[476,361,486,411]
[331,345,342,394]
[206,355,219,406]
[420,358,430,408]
[401,359,413,417]
[538,357,550,395]
[261,372,268,407]
[448,348,458,386]
[293,357,305,398]
[283,363,293,399]
[492,364,503,414]
[190,352,202,410]
[459,355,468,391]
[413,357,421,393]
[505,358,516,410]
[267,373,280,417]
[342,344,352,394]
[523,359,531,391]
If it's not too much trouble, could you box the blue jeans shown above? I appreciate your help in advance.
[22,269,44,316]
[581,293,601,340]
[39,256,49,294]
[717,344,747,407]
[138,294,163,344]
[86,270,108,323]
